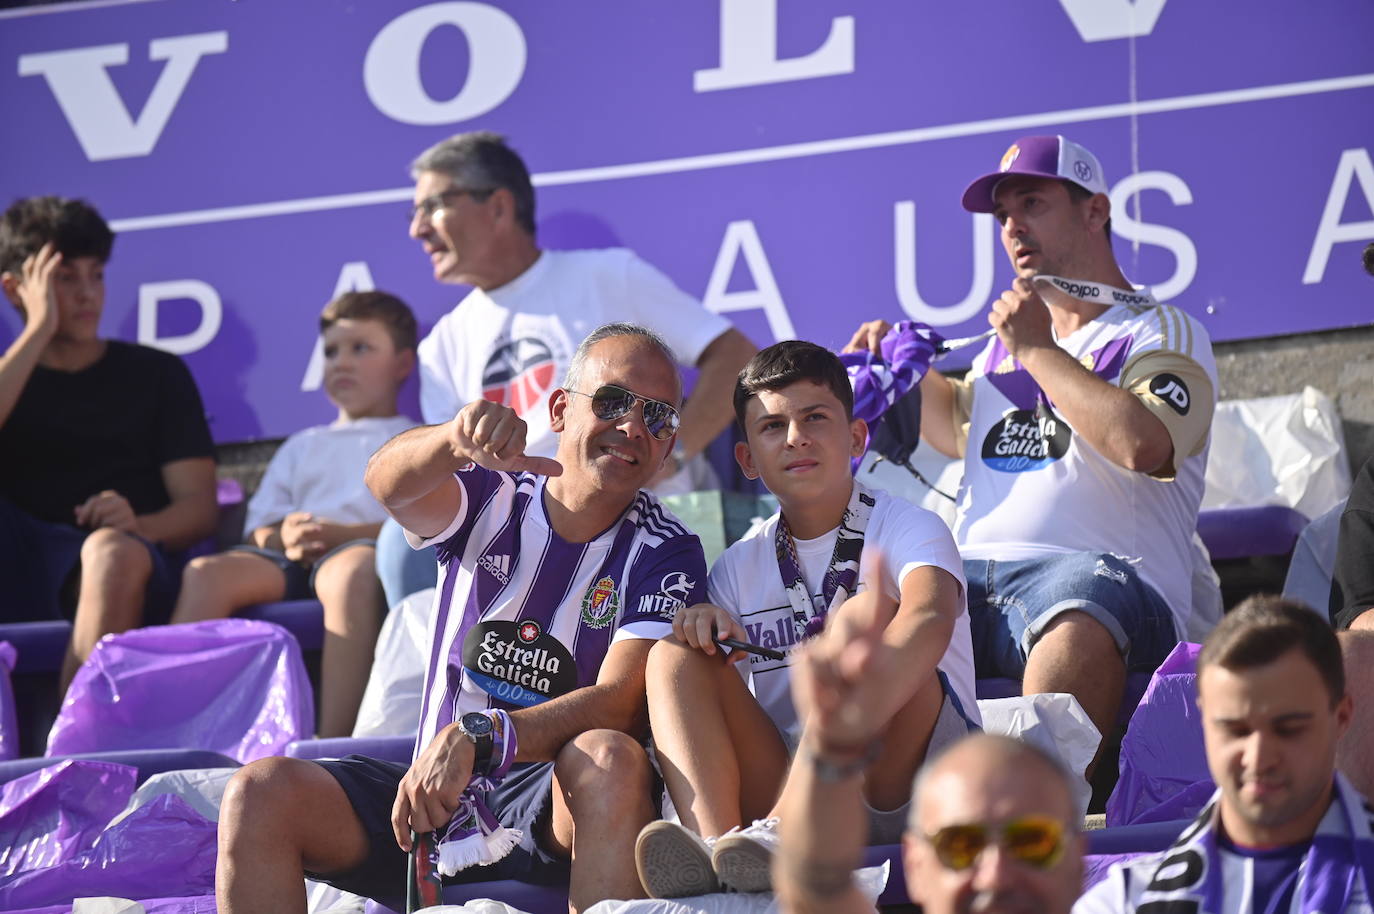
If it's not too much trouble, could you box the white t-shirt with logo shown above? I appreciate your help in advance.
[416,248,732,454]
[406,465,707,751]
[950,302,1217,637]
[707,488,978,744]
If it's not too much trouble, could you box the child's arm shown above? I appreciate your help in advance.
[814,562,961,747]
[0,244,60,431]
[277,516,383,564]
[135,456,219,548]
[669,603,750,663]
[248,521,285,552]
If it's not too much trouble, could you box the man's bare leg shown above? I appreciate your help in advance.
[1022,610,1124,776]
[62,528,153,691]
[216,756,371,914]
[545,729,658,913]
[645,638,790,835]
[312,544,385,738]
[170,551,286,624]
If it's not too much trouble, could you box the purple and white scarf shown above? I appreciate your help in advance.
[1132,773,1374,913]
[841,320,942,425]
[433,709,522,875]
[775,481,876,642]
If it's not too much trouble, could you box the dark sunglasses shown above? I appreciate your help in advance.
[565,385,680,440]
[925,816,1066,871]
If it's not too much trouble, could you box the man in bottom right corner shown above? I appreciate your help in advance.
[1077,594,1373,913]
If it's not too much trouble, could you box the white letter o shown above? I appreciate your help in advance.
[364,2,526,126]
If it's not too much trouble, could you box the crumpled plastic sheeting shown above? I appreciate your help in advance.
[581,862,889,914]
[10,894,219,914]
[977,692,1102,819]
[109,767,237,830]
[1201,387,1351,520]
[48,618,314,763]
[0,793,217,910]
[0,641,19,762]
[353,588,434,739]
[1106,642,1213,826]
[0,760,137,878]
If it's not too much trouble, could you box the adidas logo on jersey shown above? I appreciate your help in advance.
[479,553,511,584]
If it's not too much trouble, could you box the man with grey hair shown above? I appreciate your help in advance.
[377,132,756,605]
[773,584,1084,914]
[217,323,709,914]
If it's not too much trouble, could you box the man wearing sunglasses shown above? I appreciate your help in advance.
[1077,596,1374,914]
[780,727,1085,914]
[217,324,710,914]
[774,588,1084,914]
[376,130,756,608]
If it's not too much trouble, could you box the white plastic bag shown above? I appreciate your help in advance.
[1201,387,1350,520]
[582,861,889,914]
[352,587,435,738]
[977,693,1101,819]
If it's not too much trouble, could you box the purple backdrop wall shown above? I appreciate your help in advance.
[2,0,1372,442]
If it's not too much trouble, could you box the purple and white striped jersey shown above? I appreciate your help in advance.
[407,465,706,750]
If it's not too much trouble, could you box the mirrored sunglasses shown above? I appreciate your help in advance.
[566,384,680,440]
[926,816,1065,871]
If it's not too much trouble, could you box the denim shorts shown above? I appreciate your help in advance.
[963,552,1177,680]
[307,754,566,907]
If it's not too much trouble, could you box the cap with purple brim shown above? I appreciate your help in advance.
[961,134,1109,213]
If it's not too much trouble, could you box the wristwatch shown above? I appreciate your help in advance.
[459,711,495,775]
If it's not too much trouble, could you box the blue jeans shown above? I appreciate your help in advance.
[375,516,438,609]
[963,552,1177,680]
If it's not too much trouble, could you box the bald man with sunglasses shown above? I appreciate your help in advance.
[217,323,709,914]
[774,588,1084,914]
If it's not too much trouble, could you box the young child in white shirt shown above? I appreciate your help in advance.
[170,291,417,737]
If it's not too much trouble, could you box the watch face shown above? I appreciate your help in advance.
[461,712,494,738]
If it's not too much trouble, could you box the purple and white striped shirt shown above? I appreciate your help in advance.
[408,465,706,750]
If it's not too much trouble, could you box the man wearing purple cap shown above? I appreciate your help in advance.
[847,135,1217,768]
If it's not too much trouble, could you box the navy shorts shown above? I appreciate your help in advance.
[230,539,376,600]
[0,497,184,624]
[307,754,566,905]
[964,552,1177,680]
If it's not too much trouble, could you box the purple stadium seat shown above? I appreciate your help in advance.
[286,735,412,763]
[239,599,324,652]
[0,621,72,675]
[1197,505,1307,560]
[0,748,239,787]
[1084,817,1191,855]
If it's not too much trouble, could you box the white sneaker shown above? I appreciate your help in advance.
[635,820,720,898]
[711,817,780,893]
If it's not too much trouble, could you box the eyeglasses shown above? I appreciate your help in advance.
[408,188,490,222]
[925,817,1066,871]
[565,385,680,440]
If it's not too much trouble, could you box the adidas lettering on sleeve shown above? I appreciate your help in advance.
[408,465,707,751]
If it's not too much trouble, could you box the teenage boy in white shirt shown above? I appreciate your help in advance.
[633,340,978,898]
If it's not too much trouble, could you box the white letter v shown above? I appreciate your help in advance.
[20,32,228,162]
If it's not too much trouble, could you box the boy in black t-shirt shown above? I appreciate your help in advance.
[0,197,217,691]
